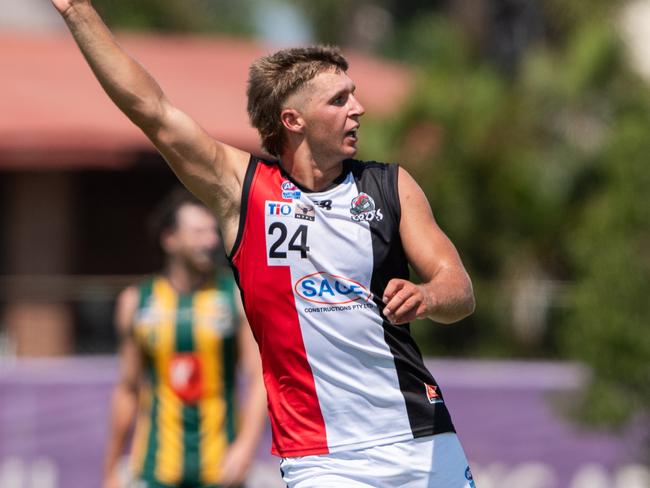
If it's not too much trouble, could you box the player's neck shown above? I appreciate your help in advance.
[280,147,345,192]
[163,261,210,295]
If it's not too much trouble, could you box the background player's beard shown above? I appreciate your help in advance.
[184,247,216,275]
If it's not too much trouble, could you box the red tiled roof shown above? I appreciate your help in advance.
[0,33,412,169]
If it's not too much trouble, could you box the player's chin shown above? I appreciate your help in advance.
[191,257,215,273]
[342,143,358,158]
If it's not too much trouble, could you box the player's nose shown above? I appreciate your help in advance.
[350,94,365,117]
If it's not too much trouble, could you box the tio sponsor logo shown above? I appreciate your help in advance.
[294,272,372,305]
[350,192,383,222]
[281,180,302,200]
[267,201,294,217]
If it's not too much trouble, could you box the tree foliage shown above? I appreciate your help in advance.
[92,0,254,34]
[359,4,650,427]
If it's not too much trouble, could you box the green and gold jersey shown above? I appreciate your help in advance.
[129,273,239,486]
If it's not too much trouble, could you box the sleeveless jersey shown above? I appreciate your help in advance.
[229,157,455,457]
[129,274,239,486]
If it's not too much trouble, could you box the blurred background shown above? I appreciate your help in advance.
[1,0,649,487]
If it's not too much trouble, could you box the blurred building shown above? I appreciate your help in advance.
[0,28,412,356]
[0,0,62,31]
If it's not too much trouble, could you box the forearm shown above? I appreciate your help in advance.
[104,384,138,476]
[420,268,475,324]
[234,376,267,451]
[62,4,165,131]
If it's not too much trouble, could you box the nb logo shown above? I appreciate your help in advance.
[314,199,333,211]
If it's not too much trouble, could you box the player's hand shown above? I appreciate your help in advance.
[382,279,433,325]
[50,0,90,16]
[219,439,254,487]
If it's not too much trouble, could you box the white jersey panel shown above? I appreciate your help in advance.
[282,173,412,450]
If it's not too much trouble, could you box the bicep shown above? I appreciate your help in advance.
[145,100,250,216]
[397,167,466,282]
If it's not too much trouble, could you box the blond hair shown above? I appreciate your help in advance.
[247,45,349,157]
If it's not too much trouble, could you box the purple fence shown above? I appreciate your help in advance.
[0,357,647,488]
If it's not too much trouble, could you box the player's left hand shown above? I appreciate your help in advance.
[219,439,254,487]
[382,278,433,325]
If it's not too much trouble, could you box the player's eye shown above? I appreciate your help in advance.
[331,93,347,105]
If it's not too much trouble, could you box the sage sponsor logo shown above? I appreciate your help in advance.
[350,192,383,222]
[304,303,374,314]
[294,271,372,305]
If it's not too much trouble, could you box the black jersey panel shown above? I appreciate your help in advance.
[349,160,408,298]
[354,160,456,438]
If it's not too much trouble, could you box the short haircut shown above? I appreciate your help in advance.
[247,45,349,157]
[148,187,207,244]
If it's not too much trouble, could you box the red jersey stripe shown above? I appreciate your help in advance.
[231,161,328,456]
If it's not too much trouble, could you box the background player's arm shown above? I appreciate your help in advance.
[383,167,475,325]
[50,0,249,232]
[220,306,267,487]
[103,286,141,488]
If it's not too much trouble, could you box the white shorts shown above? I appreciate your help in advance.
[280,433,477,488]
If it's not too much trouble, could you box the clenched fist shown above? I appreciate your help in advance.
[382,279,433,325]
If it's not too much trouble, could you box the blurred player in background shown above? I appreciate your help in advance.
[52,0,476,486]
[103,189,267,488]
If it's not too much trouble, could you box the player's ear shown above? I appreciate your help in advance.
[281,108,304,135]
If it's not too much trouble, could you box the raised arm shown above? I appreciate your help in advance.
[50,0,249,248]
[383,167,475,325]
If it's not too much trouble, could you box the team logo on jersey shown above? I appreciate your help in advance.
[267,201,294,217]
[294,272,372,305]
[169,353,203,404]
[350,192,383,222]
[281,180,302,200]
[425,383,443,404]
[295,202,315,221]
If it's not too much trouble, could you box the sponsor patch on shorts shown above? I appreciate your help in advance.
[465,466,476,488]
